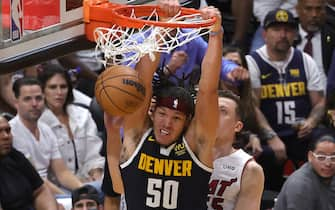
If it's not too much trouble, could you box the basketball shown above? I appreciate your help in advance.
[95,65,146,116]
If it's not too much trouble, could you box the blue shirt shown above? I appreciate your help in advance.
[126,29,238,88]
[158,32,238,88]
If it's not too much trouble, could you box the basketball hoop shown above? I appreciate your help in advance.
[84,1,216,66]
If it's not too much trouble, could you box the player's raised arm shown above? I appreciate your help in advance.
[123,53,161,134]
[123,0,181,153]
[186,7,223,167]
[104,114,125,194]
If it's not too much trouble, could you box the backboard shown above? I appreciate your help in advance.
[0,0,198,73]
[0,0,91,73]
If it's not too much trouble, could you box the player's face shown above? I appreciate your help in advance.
[264,24,296,54]
[217,97,243,141]
[0,117,12,157]
[296,0,326,32]
[72,199,99,210]
[15,85,44,122]
[44,74,69,111]
[308,141,335,178]
[152,106,187,146]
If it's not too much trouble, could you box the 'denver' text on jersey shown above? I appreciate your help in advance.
[250,49,311,137]
[120,129,212,210]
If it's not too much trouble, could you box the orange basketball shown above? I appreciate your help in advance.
[95,65,146,116]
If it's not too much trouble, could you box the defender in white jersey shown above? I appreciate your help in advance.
[207,90,264,210]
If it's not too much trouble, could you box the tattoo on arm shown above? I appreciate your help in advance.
[309,103,325,126]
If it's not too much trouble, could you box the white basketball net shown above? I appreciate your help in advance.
[94,8,213,67]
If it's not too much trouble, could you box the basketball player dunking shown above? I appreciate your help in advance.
[104,1,223,209]
[207,90,264,210]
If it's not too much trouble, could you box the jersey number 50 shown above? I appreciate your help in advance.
[146,178,179,209]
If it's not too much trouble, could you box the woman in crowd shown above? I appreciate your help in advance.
[38,63,104,182]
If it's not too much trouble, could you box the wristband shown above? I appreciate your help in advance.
[210,27,224,36]
[263,130,278,141]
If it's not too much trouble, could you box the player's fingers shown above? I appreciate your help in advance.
[158,0,180,17]
[200,6,222,30]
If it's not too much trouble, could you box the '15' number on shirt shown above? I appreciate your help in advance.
[276,101,296,124]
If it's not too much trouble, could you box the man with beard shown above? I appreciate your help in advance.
[0,114,59,210]
[9,77,83,195]
[295,0,335,75]
[246,8,326,191]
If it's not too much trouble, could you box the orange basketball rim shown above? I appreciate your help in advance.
[83,0,216,42]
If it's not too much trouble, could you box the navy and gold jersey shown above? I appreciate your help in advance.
[250,49,311,137]
[120,129,212,210]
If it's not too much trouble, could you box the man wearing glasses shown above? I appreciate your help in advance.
[274,130,335,210]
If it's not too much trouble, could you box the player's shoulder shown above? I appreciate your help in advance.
[243,159,264,180]
[239,159,264,194]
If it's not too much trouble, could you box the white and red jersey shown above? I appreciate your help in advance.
[207,149,253,210]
